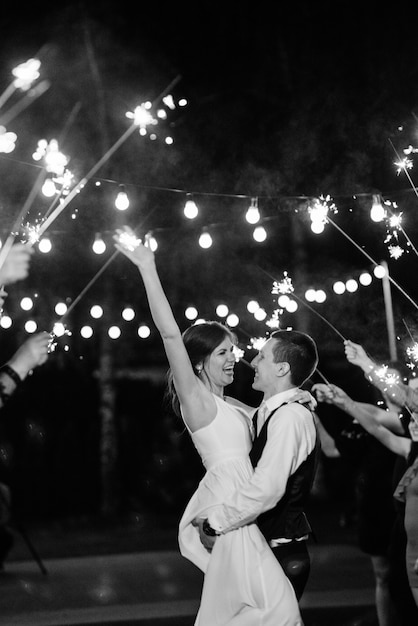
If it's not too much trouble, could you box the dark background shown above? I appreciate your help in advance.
[0,1,417,524]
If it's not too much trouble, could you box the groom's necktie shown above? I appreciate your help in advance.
[252,402,267,438]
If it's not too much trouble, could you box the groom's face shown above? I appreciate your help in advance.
[251,338,279,394]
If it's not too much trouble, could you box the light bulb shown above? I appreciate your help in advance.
[370,194,385,222]
[184,195,199,219]
[245,198,260,224]
[92,234,106,254]
[115,187,129,211]
[199,230,212,248]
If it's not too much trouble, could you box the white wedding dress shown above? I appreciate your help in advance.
[178,394,303,625]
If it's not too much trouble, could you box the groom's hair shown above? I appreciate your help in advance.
[270,330,318,386]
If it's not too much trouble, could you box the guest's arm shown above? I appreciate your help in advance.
[313,382,411,458]
[0,331,50,409]
[344,339,418,412]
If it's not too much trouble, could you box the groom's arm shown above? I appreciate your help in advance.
[205,405,315,534]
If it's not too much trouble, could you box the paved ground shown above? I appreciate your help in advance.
[0,502,379,626]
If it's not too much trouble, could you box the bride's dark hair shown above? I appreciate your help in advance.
[164,321,236,418]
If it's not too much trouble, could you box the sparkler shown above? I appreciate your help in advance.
[35,74,182,239]
[0,58,41,111]
[0,99,81,274]
[268,269,347,341]
[389,138,418,203]
[402,318,418,371]
[315,369,332,386]
[38,77,182,341]
[325,215,418,313]
[0,166,47,274]
[0,80,50,126]
[382,200,418,260]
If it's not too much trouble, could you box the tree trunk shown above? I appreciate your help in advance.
[98,325,118,516]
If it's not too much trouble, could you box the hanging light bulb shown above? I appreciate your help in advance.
[199,228,212,249]
[115,186,130,211]
[184,194,199,219]
[146,231,158,252]
[370,194,385,222]
[245,197,260,224]
[253,225,267,242]
[92,233,106,254]
[38,237,52,253]
[162,94,176,110]
[42,178,57,197]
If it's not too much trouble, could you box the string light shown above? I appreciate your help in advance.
[90,305,103,319]
[198,228,212,249]
[108,326,121,339]
[185,306,198,320]
[25,320,37,333]
[216,304,229,318]
[147,231,158,251]
[55,302,68,316]
[42,178,57,197]
[183,194,199,219]
[138,325,151,338]
[80,326,94,338]
[253,225,267,242]
[245,197,260,224]
[122,307,135,321]
[247,300,260,314]
[92,233,106,254]
[114,186,130,211]
[370,194,385,222]
[345,279,358,293]
[359,272,372,286]
[373,265,386,279]
[0,126,17,153]
[20,297,34,311]
[226,313,239,327]
[38,237,52,253]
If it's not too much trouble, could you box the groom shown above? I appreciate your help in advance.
[197,329,320,600]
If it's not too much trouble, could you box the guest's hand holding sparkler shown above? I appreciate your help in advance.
[313,381,408,443]
[344,339,418,412]
[344,339,376,373]
[0,331,50,410]
[6,331,50,380]
[312,382,350,411]
[0,243,33,286]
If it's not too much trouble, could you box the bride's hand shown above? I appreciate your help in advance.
[113,226,155,269]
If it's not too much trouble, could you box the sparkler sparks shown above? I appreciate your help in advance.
[12,58,41,91]
[394,156,413,175]
[266,309,282,329]
[0,58,41,111]
[249,337,268,351]
[126,104,157,130]
[35,74,182,240]
[232,345,244,362]
[271,271,294,295]
[0,126,17,153]
[115,230,141,252]
[406,343,418,364]
[308,194,338,233]
[270,269,347,341]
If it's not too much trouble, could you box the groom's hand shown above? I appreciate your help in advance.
[192,517,217,552]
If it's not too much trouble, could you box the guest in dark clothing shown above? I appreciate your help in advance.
[314,372,418,625]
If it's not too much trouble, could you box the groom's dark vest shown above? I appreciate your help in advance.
[249,402,320,542]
